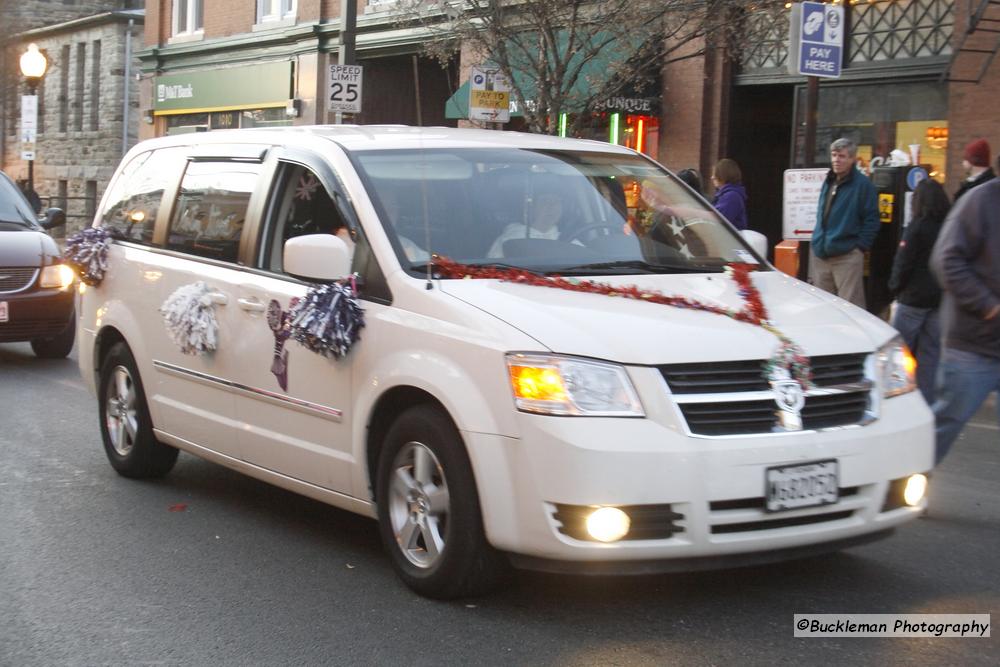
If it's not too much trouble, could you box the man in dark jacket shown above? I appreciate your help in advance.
[954,138,995,202]
[930,161,1000,464]
[810,138,880,308]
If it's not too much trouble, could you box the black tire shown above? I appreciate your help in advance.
[31,320,75,359]
[98,342,178,478]
[376,405,509,599]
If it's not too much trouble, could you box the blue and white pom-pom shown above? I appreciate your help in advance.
[159,281,220,355]
[63,227,113,285]
[287,281,364,359]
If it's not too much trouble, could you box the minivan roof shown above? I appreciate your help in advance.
[130,125,638,156]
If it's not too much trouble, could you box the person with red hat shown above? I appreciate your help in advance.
[954,138,995,201]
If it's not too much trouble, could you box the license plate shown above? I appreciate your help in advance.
[0,301,7,323]
[765,460,838,512]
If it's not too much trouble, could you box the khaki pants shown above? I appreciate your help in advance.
[810,248,866,309]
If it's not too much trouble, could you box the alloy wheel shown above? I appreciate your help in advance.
[105,365,139,457]
[387,441,451,569]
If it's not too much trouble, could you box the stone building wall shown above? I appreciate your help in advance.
[2,15,143,236]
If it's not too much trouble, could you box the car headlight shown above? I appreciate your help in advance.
[505,353,644,416]
[39,263,76,290]
[877,337,917,398]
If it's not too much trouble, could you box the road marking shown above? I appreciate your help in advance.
[967,421,998,431]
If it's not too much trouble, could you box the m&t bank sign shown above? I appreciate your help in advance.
[789,1,845,79]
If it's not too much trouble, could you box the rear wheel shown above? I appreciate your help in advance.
[376,405,508,599]
[31,320,75,359]
[98,342,178,478]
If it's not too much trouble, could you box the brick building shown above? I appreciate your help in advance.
[1,1,144,235]
[138,0,456,139]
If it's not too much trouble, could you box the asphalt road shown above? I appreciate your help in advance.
[1,341,997,666]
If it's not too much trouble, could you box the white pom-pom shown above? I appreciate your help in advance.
[159,281,220,355]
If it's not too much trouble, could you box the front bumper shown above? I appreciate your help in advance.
[0,286,74,343]
[464,389,933,571]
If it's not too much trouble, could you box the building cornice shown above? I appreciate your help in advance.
[12,10,145,41]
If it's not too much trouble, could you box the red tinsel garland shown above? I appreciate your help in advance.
[432,256,813,389]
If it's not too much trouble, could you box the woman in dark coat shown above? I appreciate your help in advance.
[888,179,951,404]
[711,158,748,230]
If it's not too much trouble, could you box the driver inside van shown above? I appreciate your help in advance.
[487,189,565,258]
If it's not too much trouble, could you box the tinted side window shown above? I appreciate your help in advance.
[100,149,178,243]
[166,161,262,263]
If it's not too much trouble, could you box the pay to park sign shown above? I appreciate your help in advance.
[468,66,510,123]
[789,1,844,79]
[329,64,363,114]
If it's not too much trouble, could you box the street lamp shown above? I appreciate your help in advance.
[19,43,47,197]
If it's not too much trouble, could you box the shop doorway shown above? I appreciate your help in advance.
[728,84,793,259]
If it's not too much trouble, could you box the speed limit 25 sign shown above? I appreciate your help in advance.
[328,64,363,114]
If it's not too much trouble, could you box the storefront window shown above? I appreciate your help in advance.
[792,80,948,182]
[574,111,659,161]
[163,107,291,135]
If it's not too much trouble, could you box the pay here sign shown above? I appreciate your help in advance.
[791,1,845,78]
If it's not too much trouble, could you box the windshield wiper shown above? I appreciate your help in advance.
[555,260,716,275]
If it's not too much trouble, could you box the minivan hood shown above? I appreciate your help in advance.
[0,229,59,267]
[439,270,896,364]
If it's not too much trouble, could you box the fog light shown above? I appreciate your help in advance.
[585,507,630,542]
[903,474,928,506]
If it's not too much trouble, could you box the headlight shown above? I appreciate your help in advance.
[39,263,76,290]
[877,337,916,398]
[505,353,644,416]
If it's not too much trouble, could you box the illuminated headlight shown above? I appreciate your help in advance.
[877,337,916,398]
[39,263,76,290]
[904,474,928,506]
[585,507,631,542]
[506,354,644,416]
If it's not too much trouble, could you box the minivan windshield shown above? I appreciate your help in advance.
[0,173,39,230]
[352,148,761,276]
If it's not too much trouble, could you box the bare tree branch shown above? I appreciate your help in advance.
[400,0,785,134]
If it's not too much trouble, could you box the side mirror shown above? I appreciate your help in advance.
[740,229,769,262]
[284,233,352,281]
[40,207,67,230]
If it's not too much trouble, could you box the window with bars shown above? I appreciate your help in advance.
[740,0,955,74]
[849,0,954,62]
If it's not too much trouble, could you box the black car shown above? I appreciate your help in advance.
[0,170,75,358]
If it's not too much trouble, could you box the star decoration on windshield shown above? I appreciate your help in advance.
[678,243,694,259]
[668,216,687,237]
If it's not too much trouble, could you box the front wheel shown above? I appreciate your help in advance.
[98,342,178,478]
[376,405,508,599]
[31,320,75,359]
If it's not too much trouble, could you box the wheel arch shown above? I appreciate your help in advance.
[365,386,450,502]
[93,326,128,388]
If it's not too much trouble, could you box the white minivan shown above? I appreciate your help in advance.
[78,126,932,598]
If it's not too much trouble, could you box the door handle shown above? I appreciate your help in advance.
[206,291,229,306]
[237,297,267,313]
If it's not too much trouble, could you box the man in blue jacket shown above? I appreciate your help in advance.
[810,138,880,308]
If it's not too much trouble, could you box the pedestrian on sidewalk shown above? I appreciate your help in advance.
[809,138,880,309]
[711,159,748,230]
[676,168,704,197]
[888,179,950,404]
[930,158,1000,465]
[953,138,995,202]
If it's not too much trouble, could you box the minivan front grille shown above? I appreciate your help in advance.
[678,391,870,436]
[0,267,37,293]
[658,353,867,394]
[660,353,871,436]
